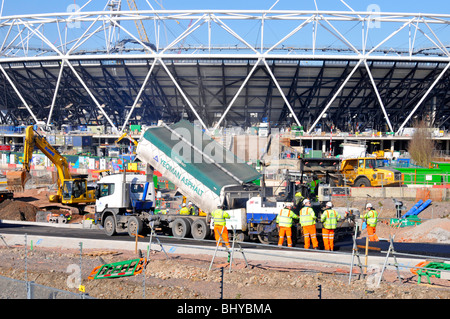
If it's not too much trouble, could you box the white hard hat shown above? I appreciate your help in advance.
[326,201,333,208]
[188,201,193,205]
[303,199,310,205]
[366,203,373,208]
[182,203,186,207]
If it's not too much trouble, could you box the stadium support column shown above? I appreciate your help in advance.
[47,60,65,128]
[0,64,39,124]
[213,58,261,131]
[262,58,302,128]
[159,58,208,131]
[307,59,363,135]
[364,60,393,132]
[396,61,450,135]
[65,59,118,132]
[120,59,157,134]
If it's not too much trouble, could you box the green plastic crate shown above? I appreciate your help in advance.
[389,216,422,227]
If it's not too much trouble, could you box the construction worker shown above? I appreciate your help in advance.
[363,203,379,242]
[276,203,299,247]
[294,190,304,207]
[188,201,197,215]
[320,202,342,251]
[211,204,231,249]
[179,203,190,215]
[299,199,319,249]
[309,175,320,201]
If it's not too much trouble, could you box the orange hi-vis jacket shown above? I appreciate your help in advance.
[321,209,341,230]
[276,208,299,227]
[299,206,316,226]
[363,209,378,227]
[212,209,230,226]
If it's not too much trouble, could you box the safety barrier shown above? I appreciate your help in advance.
[1,229,449,299]
[0,275,94,299]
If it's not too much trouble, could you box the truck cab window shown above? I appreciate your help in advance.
[358,159,364,169]
[73,180,85,198]
[130,184,144,193]
[62,181,72,200]
[365,159,375,169]
[98,183,115,198]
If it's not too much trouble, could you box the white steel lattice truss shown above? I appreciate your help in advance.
[0,7,450,134]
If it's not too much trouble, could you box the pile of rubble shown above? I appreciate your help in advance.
[0,246,448,299]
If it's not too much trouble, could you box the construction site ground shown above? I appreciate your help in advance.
[0,187,449,300]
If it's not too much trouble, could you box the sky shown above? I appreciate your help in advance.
[1,0,449,54]
[1,0,449,16]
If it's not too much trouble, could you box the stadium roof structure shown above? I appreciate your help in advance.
[0,3,450,134]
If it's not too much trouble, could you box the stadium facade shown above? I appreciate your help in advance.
[0,5,449,136]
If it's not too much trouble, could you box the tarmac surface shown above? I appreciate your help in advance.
[2,219,449,273]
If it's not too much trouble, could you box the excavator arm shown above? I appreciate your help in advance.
[7,126,72,194]
[115,132,138,154]
[115,132,138,146]
[25,126,72,181]
[7,126,96,211]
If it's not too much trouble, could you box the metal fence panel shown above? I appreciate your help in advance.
[30,282,93,299]
[0,275,95,299]
[0,276,28,299]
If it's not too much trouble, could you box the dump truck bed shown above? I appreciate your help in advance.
[136,120,260,213]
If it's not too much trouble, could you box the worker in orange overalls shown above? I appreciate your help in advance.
[299,199,319,249]
[276,203,299,247]
[211,204,231,249]
[320,201,342,251]
[363,203,379,242]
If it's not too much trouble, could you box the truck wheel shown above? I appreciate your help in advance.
[257,223,269,244]
[127,216,144,237]
[104,215,116,236]
[191,219,210,240]
[171,218,191,238]
[233,231,248,243]
[355,177,371,187]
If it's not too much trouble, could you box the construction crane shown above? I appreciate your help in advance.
[127,0,150,44]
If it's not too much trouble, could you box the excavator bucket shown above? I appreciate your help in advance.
[6,170,31,192]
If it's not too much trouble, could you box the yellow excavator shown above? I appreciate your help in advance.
[114,131,138,154]
[6,126,96,213]
[114,132,138,148]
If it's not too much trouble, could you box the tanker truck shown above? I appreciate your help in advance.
[134,120,263,241]
[95,120,358,244]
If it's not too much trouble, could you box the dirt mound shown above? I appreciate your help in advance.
[0,199,38,221]
[358,216,450,243]
[399,218,450,243]
[0,247,448,299]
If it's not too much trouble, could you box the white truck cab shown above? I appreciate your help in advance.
[95,172,156,236]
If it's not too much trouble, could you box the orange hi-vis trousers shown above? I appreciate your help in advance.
[367,225,379,242]
[322,228,335,251]
[278,226,293,247]
[302,225,319,249]
[214,225,231,248]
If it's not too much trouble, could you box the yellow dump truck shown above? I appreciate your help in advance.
[339,157,403,187]
[298,157,403,188]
